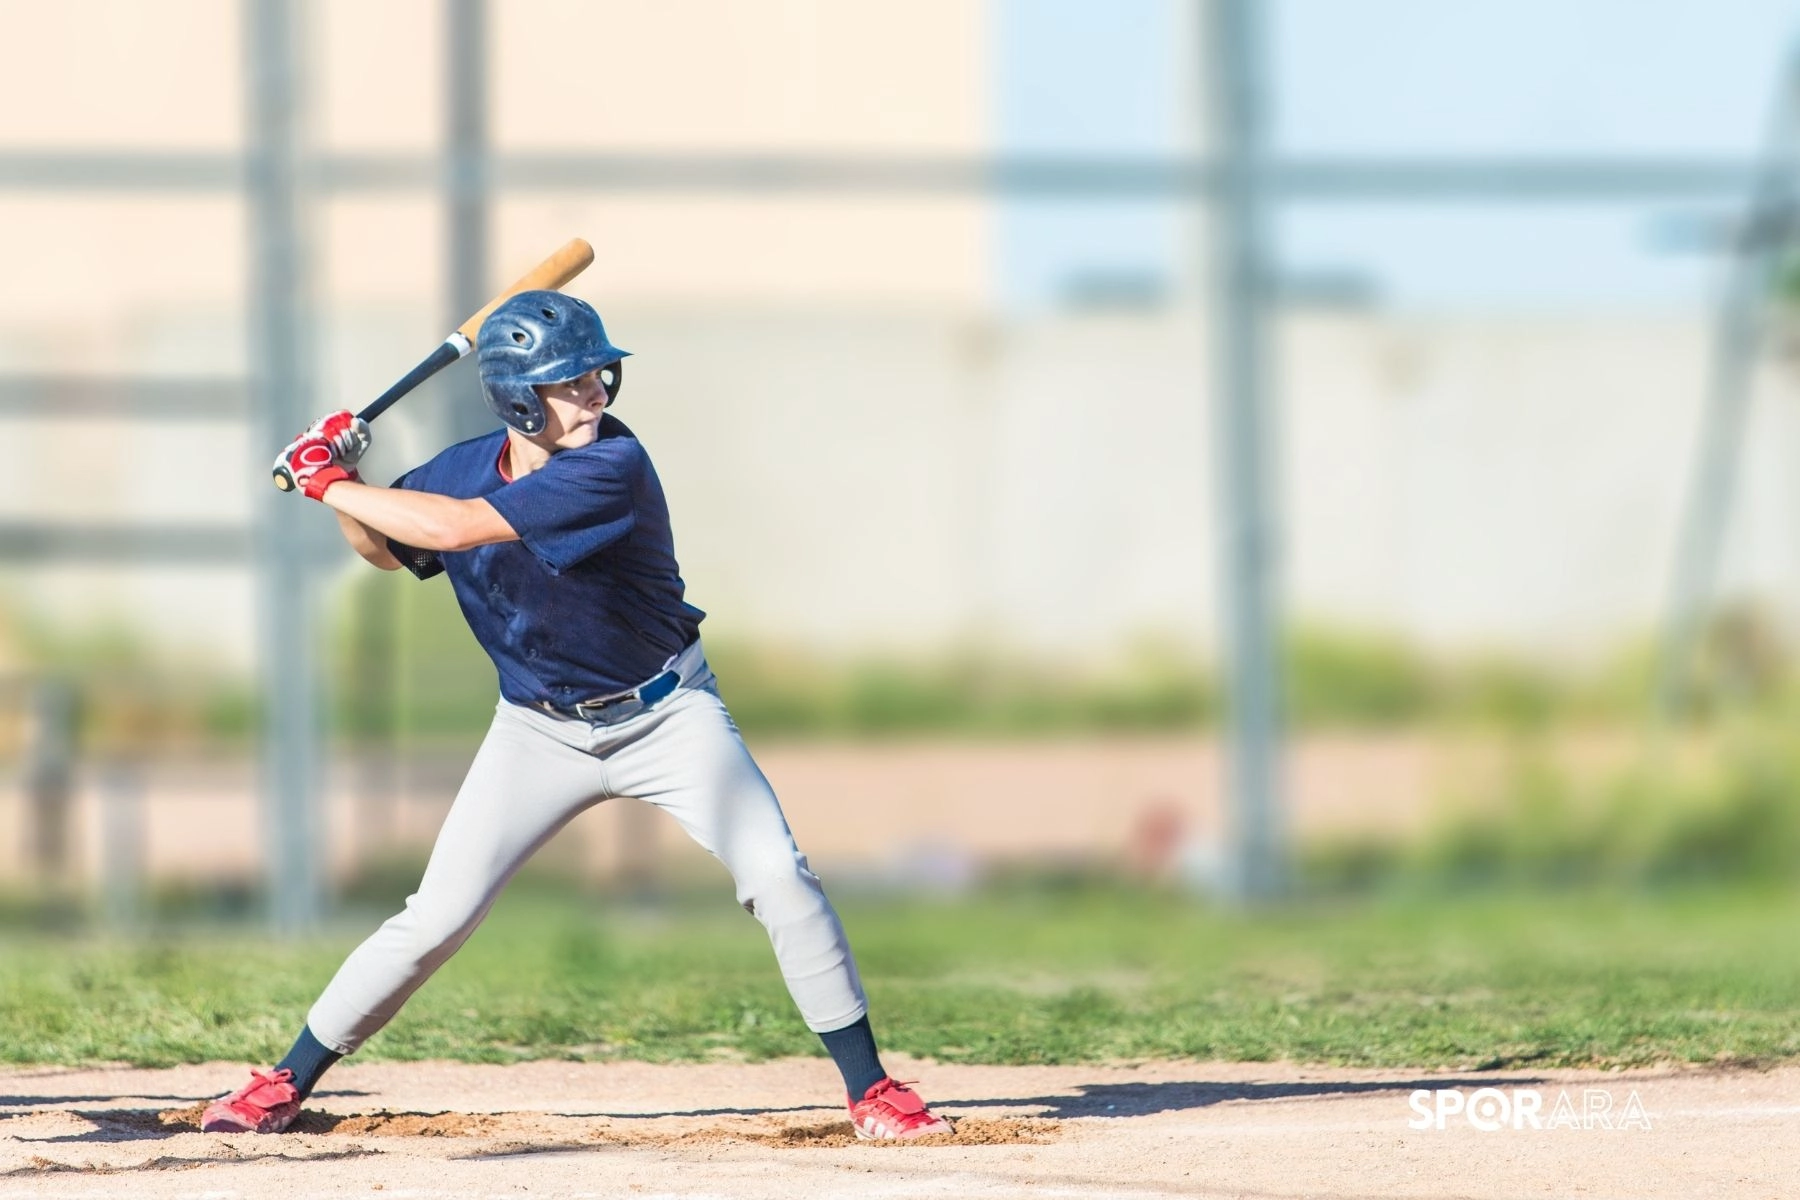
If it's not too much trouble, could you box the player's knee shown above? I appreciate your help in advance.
[734,854,826,922]
[387,895,485,965]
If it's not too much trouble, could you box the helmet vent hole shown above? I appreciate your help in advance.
[541,307,556,319]
[511,330,527,344]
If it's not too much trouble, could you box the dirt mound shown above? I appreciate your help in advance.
[155,1104,206,1129]
[154,1103,1060,1148]
[652,1116,1059,1150]
[308,1111,514,1138]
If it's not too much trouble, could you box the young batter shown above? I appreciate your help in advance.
[203,290,950,1141]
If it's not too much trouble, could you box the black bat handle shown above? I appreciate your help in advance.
[357,335,471,424]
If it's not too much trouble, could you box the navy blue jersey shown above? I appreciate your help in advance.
[386,415,705,705]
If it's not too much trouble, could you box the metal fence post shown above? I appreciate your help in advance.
[24,677,78,885]
[1207,0,1285,902]
[246,0,324,932]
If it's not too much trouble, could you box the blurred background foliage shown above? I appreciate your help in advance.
[0,576,1783,751]
[1306,720,1800,894]
[2,580,1799,902]
[0,574,1729,750]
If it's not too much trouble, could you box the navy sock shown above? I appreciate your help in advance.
[275,1025,344,1101]
[818,1014,887,1100]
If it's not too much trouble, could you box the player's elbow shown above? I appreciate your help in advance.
[335,512,404,570]
[358,546,404,570]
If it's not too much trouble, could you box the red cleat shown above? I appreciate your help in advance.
[848,1076,952,1141]
[201,1067,302,1134]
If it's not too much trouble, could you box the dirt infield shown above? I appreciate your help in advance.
[0,1057,1794,1198]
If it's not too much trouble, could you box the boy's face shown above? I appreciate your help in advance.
[530,368,611,451]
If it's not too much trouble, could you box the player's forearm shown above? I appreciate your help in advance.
[321,481,518,552]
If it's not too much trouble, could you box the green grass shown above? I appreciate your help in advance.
[1,882,1797,1071]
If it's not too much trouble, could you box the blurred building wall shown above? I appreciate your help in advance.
[0,0,1792,670]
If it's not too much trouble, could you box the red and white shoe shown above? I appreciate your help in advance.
[201,1067,302,1134]
[848,1077,952,1140]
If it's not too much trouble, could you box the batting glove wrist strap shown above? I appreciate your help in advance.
[302,464,359,501]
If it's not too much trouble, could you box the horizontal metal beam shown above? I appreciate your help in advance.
[0,152,242,190]
[496,154,1764,201]
[1276,157,1760,202]
[0,524,250,563]
[0,377,245,418]
[0,151,1764,201]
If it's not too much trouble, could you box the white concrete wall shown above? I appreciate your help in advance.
[0,306,1783,667]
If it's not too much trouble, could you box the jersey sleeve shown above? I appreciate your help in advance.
[384,465,445,580]
[483,442,638,575]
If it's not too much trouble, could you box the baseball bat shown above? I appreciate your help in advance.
[272,236,596,491]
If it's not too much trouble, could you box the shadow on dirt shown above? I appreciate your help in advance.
[940,1076,1552,1119]
[10,1075,1556,1147]
[1,1148,379,1176]
[0,1094,195,1108]
[19,1108,211,1144]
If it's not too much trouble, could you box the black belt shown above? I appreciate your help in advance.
[546,668,681,725]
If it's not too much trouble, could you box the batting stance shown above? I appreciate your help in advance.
[203,291,951,1141]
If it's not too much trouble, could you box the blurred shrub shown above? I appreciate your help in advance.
[5,576,1794,748]
[0,612,257,755]
[1281,626,1606,731]
[1681,601,1792,716]
[325,577,1664,741]
[702,638,1217,739]
[1282,626,1434,725]
[1305,723,1800,892]
[321,574,1225,741]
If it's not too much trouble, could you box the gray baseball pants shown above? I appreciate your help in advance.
[306,640,868,1052]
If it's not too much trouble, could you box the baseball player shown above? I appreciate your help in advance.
[202,291,951,1141]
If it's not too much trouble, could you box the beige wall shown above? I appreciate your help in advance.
[0,0,993,350]
[0,1,242,150]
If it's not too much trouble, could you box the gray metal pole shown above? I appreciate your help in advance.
[1657,54,1800,719]
[1207,0,1284,902]
[246,0,323,932]
[24,677,77,884]
[445,0,491,442]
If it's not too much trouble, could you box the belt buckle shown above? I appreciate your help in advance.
[572,669,679,724]
[576,695,632,723]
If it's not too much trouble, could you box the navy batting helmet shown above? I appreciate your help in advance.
[476,290,630,434]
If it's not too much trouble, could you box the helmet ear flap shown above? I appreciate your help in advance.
[601,360,623,405]
[482,376,546,435]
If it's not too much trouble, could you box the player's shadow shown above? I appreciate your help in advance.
[940,1075,1553,1119]
[12,1076,1558,1143]
[20,1109,213,1144]
[0,1088,368,1108]
[0,1094,193,1107]
[12,1099,828,1145]
[19,1098,390,1144]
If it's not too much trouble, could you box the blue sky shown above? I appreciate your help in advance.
[998,0,1800,311]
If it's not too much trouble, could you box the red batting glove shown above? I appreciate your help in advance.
[272,432,359,499]
[305,409,372,466]
[303,463,359,501]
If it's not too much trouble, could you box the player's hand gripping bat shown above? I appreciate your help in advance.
[271,237,596,491]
